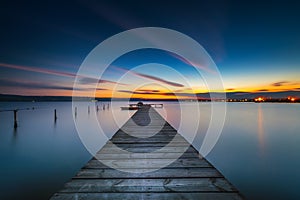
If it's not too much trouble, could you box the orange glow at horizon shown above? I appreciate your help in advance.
[1,61,299,99]
[225,82,300,93]
[1,85,299,99]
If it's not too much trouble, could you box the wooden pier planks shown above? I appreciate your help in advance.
[51,105,243,200]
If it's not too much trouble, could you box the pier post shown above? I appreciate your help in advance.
[88,106,90,114]
[54,109,57,121]
[75,107,77,117]
[13,109,18,128]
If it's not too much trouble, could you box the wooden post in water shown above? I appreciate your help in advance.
[75,107,77,117]
[88,106,90,114]
[96,105,99,112]
[103,104,105,110]
[54,109,57,122]
[13,109,18,128]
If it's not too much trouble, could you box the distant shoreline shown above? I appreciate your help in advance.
[0,92,299,103]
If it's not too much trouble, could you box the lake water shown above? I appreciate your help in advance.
[0,102,299,199]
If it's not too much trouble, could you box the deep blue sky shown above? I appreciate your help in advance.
[1,0,300,96]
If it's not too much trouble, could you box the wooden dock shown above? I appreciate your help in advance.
[51,105,243,200]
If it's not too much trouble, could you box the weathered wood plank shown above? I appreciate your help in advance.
[51,192,243,200]
[84,158,212,169]
[74,168,222,178]
[111,133,180,138]
[98,146,197,153]
[94,152,202,159]
[109,139,187,144]
[59,178,237,193]
[104,142,193,148]
[110,134,186,141]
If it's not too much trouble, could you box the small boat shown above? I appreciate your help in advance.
[120,102,144,110]
[120,106,139,110]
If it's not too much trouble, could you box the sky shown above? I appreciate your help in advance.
[0,0,300,99]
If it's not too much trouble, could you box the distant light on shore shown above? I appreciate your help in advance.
[255,97,265,102]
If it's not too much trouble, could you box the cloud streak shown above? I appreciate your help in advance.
[79,77,128,86]
[113,66,185,87]
[271,81,289,87]
[132,72,185,87]
[0,62,127,86]
[117,89,197,97]
[0,79,107,91]
[168,52,216,74]
[226,88,235,91]
[257,89,269,92]
[0,62,77,78]
[137,89,160,93]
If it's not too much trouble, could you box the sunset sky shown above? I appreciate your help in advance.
[1,0,300,99]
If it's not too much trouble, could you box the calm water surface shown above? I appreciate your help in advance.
[0,102,299,199]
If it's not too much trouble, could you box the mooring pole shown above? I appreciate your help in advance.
[75,107,77,117]
[97,105,99,112]
[88,106,90,114]
[13,109,18,128]
[54,109,57,121]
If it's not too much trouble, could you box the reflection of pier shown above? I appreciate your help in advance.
[51,105,243,199]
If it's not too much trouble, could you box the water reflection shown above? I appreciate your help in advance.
[257,104,265,153]
[1,102,300,199]
[11,126,18,145]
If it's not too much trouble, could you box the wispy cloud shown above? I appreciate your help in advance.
[117,89,197,98]
[0,62,127,86]
[257,89,269,92]
[0,62,77,78]
[117,90,155,95]
[133,72,184,87]
[167,52,217,74]
[80,1,140,30]
[79,77,128,85]
[271,81,289,87]
[113,66,185,87]
[0,79,107,91]
[137,89,160,93]
[226,88,235,91]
